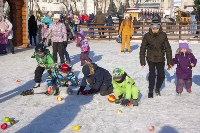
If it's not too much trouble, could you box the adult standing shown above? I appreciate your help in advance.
[28,15,38,46]
[118,14,133,53]
[44,14,67,64]
[139,19,172,98]
[93,10,106,38]
[5,17,14,54]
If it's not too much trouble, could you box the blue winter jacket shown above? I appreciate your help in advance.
[47,71,80,87]
[41,16,53,27]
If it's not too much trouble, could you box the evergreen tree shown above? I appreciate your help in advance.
[118,2,125,17]
[125,0,130,9]
[107,1,118,16]
[194,0,200,20]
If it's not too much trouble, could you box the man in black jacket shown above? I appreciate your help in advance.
[139,20,172,98]
[77,62,113,96]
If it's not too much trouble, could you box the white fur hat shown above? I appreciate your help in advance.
[125,14,130,18]
[53,14,60,19]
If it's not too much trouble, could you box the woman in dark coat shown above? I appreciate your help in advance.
[28,15,38,46]
[77,62,113,96]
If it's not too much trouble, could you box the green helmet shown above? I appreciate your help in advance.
[112,68,124,81]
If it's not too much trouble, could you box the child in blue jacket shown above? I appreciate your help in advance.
[46,63,80,95]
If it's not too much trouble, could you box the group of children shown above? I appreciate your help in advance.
[21,28,197,107]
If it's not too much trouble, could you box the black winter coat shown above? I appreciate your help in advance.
[140,28,172,66]
[81,63,112,92]
[28,15,38,36]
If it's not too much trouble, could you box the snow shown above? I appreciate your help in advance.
[1,40,200,133]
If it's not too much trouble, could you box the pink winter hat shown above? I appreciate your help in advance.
[179,43,189,51]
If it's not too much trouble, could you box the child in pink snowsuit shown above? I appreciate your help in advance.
[76,30,92,66]
[172,42,197,94]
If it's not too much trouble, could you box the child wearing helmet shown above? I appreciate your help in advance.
[21,44,54,96]
[76,30,92,66]
[112,68,139,106]
[46,63,80,96]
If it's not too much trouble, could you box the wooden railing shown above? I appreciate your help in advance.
[77,22,200,41]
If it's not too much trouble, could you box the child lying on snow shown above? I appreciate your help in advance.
[112,68,139,106]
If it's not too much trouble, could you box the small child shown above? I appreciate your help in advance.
[172,42,197,94]
[21,44,54,96]
[41,23,49,46]
[76,30,92,66]
[46,63,80,96]
[112,68,139,106]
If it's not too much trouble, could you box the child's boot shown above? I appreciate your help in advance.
[186,88,192,93]
[33,83,40,88]
[132,99,138,106]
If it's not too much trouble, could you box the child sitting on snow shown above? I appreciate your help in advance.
[46,63,80,96]
[76,30,92,66]
[172,41,197,95]
[112,68,139,106]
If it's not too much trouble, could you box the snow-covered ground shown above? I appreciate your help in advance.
[1,40,200,133]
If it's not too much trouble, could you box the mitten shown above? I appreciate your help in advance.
[82,90,89,95]
[121,99,130,106]
[77,86,85,95]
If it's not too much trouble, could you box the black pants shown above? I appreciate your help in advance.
[52,42,65,63]
[147,61,165,93]
[99,84,113,96]
[8,39,14,53]
[34,66,52,83]
[29,34,36,46]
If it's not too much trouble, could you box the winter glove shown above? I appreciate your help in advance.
[77,86,85,95]
[115,99,122,104]
[82,90,89,95]
[121,99,130,106]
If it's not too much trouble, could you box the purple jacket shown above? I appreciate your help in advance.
[172,50,197,79]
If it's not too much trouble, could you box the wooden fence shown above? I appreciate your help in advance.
[77,22,200,41]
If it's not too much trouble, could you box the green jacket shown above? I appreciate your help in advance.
[112,70,138,100]
[32,50,54,69]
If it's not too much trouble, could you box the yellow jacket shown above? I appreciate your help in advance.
[119,19,133,36]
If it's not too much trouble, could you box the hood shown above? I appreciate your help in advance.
[82,63,98,76]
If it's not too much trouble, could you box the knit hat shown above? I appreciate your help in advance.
[179,42,189,51]
[53,14,60,19]
[77,30,86,39]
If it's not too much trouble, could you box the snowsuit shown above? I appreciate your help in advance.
[172,49,197,93]
[47,69,80,93]
[32,49,54,83]
[119,19,133,52]
[112,70,139,100]
[80,63,113,96]
[80,38,92,66]
[140,28,172,94]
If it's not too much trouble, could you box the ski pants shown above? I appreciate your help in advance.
[52,42,65,64]
[147,61,165,93]
[34,66,51,83]
[80,51,92,66]
[8,39,14,53]
[121,34,131,52]
[113,84,139,100]
[176,78,192,93]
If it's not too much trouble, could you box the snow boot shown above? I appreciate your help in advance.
[132,99,138,106]
[186,88,192,93]
[53,88,60,96]
[33,83,40,88]
[155,89,161,96]
[148,92,153,98]
[21,89,34,96]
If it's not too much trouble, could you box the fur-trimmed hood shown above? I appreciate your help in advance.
[176,48,193,54]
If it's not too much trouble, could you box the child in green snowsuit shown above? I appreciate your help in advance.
[112,68,139,106]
